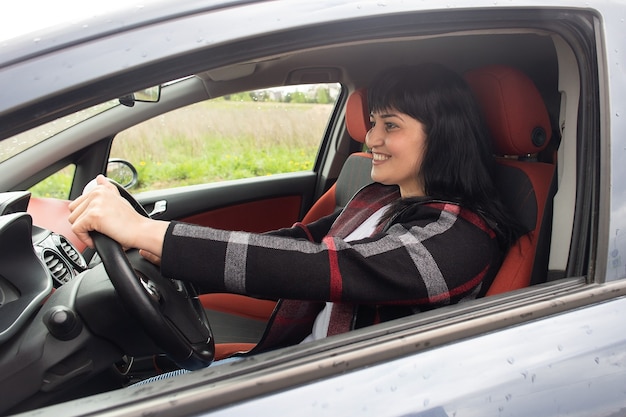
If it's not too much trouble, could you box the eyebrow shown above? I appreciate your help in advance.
[370,112,404,120]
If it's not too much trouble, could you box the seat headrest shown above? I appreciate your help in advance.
[346,88,369,143]
[346,66,551,154]
[464,65,552,156]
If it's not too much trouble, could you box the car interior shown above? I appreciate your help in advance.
[0,8,599,412]
[206,62,560,358]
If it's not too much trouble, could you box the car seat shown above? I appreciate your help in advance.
[301,88,373,223]
[464,65,556,295]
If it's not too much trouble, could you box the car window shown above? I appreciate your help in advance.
[0,101,119,164]
[110,83,340,193]
[29,164,76,199]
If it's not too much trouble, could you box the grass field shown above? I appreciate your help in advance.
[31,100,333,197]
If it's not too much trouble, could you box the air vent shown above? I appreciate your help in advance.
[58,235,87,270]
[42,249,73,285]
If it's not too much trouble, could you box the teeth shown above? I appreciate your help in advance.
[373,153,390,161]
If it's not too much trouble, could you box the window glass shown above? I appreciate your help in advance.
[110,83,340,193]
[28,164,76,199]
[0,101,119,163]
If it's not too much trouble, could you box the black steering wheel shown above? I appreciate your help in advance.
[89,181,214,370]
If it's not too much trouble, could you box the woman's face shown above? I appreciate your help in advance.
[366,109,427,198]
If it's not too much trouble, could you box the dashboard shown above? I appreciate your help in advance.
[0,191,87,343]
[0,191,29,215]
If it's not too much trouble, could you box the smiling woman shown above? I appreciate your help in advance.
[368,110,427,198]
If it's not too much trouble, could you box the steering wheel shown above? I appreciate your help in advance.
[89,180,214,370]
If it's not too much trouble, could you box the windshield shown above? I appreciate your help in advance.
[0,100,119,163]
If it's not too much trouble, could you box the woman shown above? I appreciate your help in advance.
[68,63,522,352]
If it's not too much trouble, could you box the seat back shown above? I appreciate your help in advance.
[464,65,556,295]
[302,89,373,223]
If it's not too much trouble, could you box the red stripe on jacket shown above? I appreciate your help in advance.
[323,236,343,301]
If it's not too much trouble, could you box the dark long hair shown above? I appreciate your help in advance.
[368,63,523,251]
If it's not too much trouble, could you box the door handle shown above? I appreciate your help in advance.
[148,200,167,218]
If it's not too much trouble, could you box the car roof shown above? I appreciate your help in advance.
[0,0,605,143]
[0,5,536,129]
[0,0,256,44]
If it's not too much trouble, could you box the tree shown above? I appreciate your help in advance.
[315,87,332,104]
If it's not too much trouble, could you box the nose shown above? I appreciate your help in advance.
[365,122,383,149]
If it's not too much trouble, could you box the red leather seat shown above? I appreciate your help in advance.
[302,88,373,223]
[464,65,556,295]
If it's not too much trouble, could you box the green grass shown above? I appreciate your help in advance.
[30,100,333,198]
[30,165,76,199]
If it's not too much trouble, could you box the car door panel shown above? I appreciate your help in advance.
[136,172,317,229]
[27,172,318,248]
[181,195,302,233]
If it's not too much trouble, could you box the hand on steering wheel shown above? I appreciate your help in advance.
[90,179,214,370]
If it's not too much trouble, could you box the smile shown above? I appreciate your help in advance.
[372,153,391,161]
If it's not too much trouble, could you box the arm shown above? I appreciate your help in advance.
[266,211,340,242]
[160,205,500,307]
[68,174,338,258]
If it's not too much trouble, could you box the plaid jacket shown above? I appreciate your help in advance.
[161,183,502,352]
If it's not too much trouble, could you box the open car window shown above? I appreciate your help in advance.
[109,84,340,193]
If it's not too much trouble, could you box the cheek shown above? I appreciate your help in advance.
[409,157,423,180]
[408,143,426,171]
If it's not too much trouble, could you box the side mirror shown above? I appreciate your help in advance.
[119,85,161,107]
[107,159,138,189]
